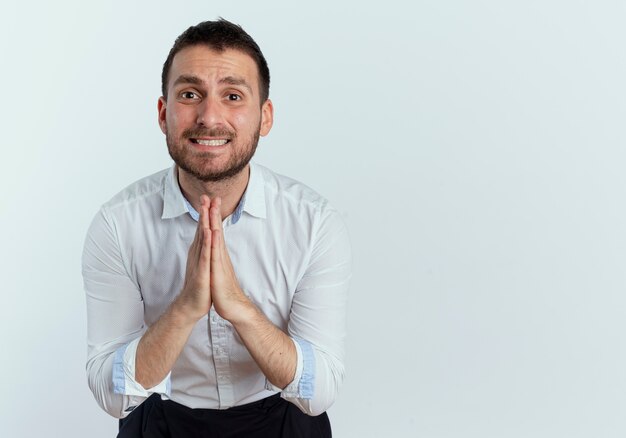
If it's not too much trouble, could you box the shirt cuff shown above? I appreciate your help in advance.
[112,337,171,398]
[265,337,315,399]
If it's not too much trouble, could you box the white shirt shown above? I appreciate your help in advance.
[82,162,351,418]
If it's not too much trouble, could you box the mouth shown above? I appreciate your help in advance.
[190,138,230,146]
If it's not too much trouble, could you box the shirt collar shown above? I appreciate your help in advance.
[161,162,267,223]
[243,161,267,220]
[162,165,188,220]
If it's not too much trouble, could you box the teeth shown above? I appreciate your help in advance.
[196,139,228,146]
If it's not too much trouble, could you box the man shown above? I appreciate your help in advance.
[82,19,351,437]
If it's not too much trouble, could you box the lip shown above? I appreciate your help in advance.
[190,137,230,143]
[188,138,230,151]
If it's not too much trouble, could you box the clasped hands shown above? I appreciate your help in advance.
[177,195,250,323]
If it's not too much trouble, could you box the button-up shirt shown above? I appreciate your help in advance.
[82,162,351,418]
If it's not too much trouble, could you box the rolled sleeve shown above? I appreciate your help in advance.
[282,206,352,416]
[265,338,303,395]
[113,338,171,398]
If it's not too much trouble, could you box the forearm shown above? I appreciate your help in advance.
[230,301,297,389]
[135,299,197,388]
[208,198,296,388]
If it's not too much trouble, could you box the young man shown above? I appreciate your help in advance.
[83,19,351,437]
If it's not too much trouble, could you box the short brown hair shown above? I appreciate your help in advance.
[161,19,270,103]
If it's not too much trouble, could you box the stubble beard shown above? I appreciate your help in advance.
[166,125,260,182]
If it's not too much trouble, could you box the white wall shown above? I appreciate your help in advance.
[2,1,626,436]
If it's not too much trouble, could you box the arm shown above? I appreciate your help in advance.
[133,302,197,388]
[209,198,352,414]
[282,205,352,415]
[135,196,213,388]
[208,197,297,388]
[83,197,215,416]
[83,208,152,418]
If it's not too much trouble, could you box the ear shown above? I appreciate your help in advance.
[157,96,167,134]
[259,99,274,137]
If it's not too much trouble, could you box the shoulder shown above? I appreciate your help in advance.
[100,167,170,215]
[252,163,349,251]
[254,162,332,214]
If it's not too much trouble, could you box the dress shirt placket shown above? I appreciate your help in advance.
[209,302,234,408]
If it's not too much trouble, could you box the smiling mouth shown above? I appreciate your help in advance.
[190,139,230,146]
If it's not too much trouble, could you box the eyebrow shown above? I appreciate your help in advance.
[172,75,254,95]
[219,76,253,95]
[172,75,203,87]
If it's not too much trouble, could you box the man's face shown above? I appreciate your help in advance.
[158,45,273,182]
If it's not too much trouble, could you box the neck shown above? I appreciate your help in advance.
[177,165,251,219]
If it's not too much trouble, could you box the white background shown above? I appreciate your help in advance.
[2,1,626,437]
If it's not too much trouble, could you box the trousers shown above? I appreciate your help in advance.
[117,393,332,438]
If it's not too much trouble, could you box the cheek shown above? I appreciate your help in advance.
[234,114,247,126]
[167,111,186,134]
[169,104,196,125]
[233,111,259,131]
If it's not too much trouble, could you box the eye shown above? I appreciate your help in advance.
[180,91,200,100]
[227,93,242,101]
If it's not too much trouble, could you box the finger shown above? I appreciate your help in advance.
[200,195,211,233]
[211,222,228,274]
[209,197,222,232]
[190,197,207,249]
[199,197,212,266]
[200,222,212,268]
[211,228,221,269]
[185,197,209,287]
[188,200,207,265]
[192,198,206,249]
[209,198,222,241]
[208,198,228,272]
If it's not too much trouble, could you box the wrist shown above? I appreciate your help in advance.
[224,295,258,326]
[170,295,205,326]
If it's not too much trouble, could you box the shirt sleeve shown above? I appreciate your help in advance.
[83,208,170,418]
[279,205,352,416]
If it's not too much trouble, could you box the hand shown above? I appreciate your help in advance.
[209,197,252,322]
[176,195,212,321]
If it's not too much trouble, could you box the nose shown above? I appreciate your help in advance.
[196,97,224,127]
